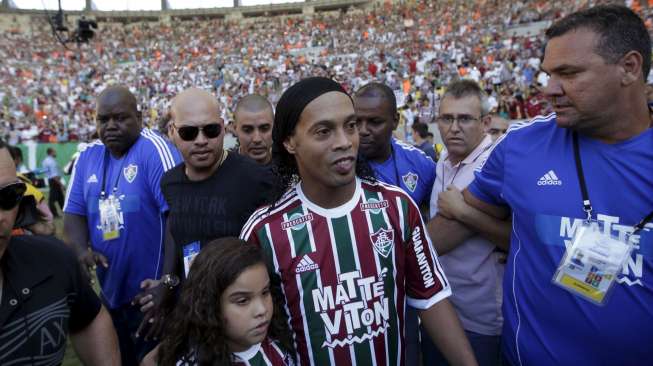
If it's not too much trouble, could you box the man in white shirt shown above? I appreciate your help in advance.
[424,80,511,366]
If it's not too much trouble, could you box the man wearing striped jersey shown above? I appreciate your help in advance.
[64,85,182,365]
[241,77,476,366]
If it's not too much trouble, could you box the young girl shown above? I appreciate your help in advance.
[158,237,295,366]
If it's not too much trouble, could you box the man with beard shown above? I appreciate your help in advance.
[133,88,274,341]
[241,77,476,366]
[234,94,274,165]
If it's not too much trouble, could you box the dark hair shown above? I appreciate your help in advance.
[442,79,489,115]
[546,4,651,79]
[271,78,375,203]
[158,112,171,135]
[158,238,294,366]
[47,148,55,155]
[353,82,398,117]
[412,122,429,139]
[235,94,273,119]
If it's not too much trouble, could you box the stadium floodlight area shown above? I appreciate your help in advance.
[13,0,308,10]
[240,0,304,6]
[168,0,234,9]
[14,0,85,10]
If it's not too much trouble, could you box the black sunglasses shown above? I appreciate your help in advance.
[0,181,27,211]
[174,123,222,141]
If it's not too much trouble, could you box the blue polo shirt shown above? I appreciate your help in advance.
[64,129,181,309]
[370,138,436,206]
[468,113,653,365]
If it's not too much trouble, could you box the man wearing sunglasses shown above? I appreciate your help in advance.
[132,88,274,341]
[424,80,511,366]
[0,139,120,365]
[63,85,181,366]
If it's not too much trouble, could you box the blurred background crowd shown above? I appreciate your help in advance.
[2,0,653,144]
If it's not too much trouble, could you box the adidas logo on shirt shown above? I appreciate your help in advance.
[87,174,98,184]
[537,170,562,186]
[295,255,319,274]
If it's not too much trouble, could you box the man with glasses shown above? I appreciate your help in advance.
[132,88,274,341]
[424,80,511,365]
[0,139,120,365]
[63,85,181,366]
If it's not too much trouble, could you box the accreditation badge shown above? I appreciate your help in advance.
[183,241,201,278]
[99,194,122,241]
[553,221,633,305]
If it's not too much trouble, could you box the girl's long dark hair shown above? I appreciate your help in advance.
[158,237,294,366]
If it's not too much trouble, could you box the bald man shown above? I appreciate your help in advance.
[63,85,181,366]
[233,94,274,164]
[133,88,274,340]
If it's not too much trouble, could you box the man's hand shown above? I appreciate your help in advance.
[77,247,109,284]
[133,279,170,341]
[437,186,469,220]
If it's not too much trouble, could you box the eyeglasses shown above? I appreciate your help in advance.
[435,114,482,127]
[173,123,222,141]
[0,181,26,211]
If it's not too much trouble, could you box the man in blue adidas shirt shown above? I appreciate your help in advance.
[64,85,181,365]
[354,82,436,207]
[457,5,653,365]
[354,82,437,365]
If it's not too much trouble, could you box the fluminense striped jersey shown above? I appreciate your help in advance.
[176,338,294,366]
[240,178,451,366]
[233,338,295,366]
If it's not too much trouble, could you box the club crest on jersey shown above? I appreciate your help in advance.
[402,172,418,192]
[123,164,138,183]
[370,228,395,258]
[281,212,314,231]
[359,198,389,215]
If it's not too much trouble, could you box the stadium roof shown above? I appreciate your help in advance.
[12,0,304,11]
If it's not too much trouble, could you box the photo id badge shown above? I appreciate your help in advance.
[553,221,633,305]
[183,241,201,278]
[99,195,122,241]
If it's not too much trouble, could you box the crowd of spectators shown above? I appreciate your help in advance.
[1,0,651,144]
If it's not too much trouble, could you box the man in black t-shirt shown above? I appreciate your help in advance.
[0,139,120,365]
[133,88,274,340]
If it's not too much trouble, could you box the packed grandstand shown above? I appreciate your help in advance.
[1,0,652,144]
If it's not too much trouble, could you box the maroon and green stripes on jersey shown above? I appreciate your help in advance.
[241,178,451,366]
[232,338,295,366]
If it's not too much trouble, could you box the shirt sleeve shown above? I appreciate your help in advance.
[467,137,508,207]
[403,195,452,310]
[146,137,182,213]
[62,151,87,216]
[423,157,437,207]
[64,240,102,333]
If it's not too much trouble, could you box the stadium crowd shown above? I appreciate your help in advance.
[2,0,630,144]
[1,2,653,366]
